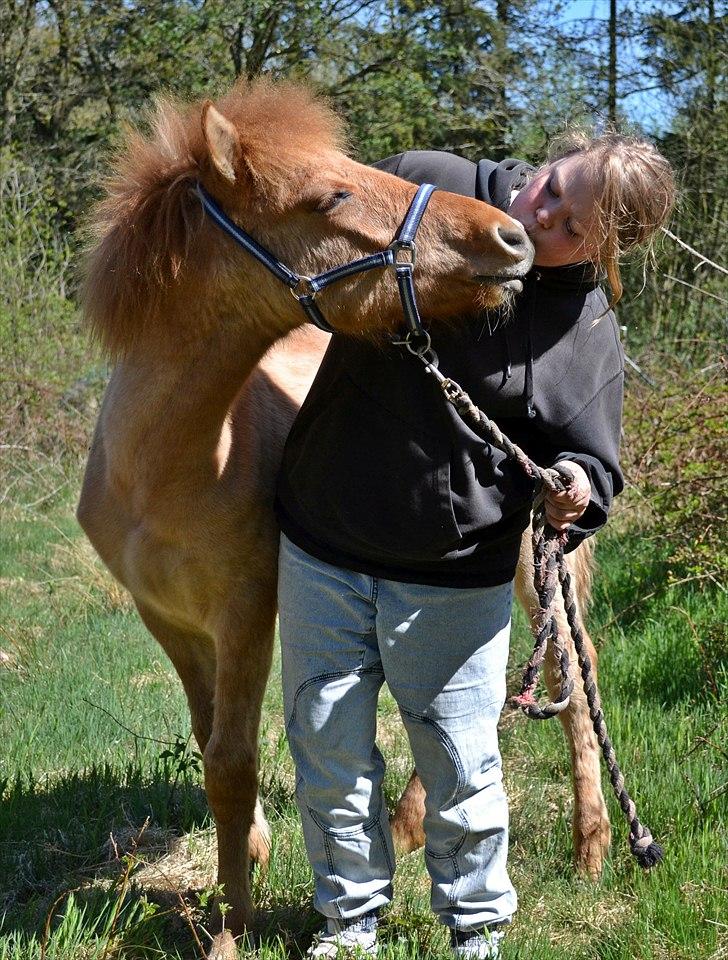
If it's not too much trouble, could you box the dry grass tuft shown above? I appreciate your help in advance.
[127,827,217,894]
[0,647,20,670]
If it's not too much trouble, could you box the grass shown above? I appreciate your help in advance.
[1,445,726,959]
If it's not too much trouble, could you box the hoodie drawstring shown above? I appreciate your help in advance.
[524,272,539,418]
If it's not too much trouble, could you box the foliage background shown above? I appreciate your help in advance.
[0,1,726,957]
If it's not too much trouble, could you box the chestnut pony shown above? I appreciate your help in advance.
[78,80,608,944]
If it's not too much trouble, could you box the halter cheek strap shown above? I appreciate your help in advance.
[195,182,437,339]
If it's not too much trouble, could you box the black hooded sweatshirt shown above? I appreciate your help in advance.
[275,151,624,587]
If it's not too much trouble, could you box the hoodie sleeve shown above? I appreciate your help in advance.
[476,158,533,210]
[549,366,625,548]
[516,284,625,549]
[372,153,406,176]
[374,152,533,212]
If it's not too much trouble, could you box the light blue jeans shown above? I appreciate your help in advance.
[278,534,516,933]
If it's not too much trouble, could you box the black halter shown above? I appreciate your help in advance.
[195,182,437,339]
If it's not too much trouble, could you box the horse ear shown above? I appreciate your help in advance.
[202,101,242,184]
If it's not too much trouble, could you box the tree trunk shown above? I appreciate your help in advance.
[608,0,617,123]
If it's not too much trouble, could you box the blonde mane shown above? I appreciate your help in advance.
[83,80,347,358]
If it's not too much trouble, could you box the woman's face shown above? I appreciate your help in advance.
[507,155,601,267]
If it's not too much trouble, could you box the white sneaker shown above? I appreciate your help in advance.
[450,926,505,959]
[306,913,379,957]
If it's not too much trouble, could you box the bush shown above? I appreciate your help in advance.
[621,359,727,586]
[0,152,98,458]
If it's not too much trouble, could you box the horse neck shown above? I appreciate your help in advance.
[104,316,285,497]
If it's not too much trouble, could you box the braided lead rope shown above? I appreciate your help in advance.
[417,355,663,869]
[514,515,574,719]
[556,559,662,866]
[428,369,577,719]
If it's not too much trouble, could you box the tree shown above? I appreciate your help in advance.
[629,0,728,357]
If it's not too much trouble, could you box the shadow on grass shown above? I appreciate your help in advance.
[0,761,210,937]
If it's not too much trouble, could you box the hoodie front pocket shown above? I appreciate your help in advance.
[284,374,462,562]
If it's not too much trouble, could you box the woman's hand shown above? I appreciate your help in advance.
[545,461,592,532]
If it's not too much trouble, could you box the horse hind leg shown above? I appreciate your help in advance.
[515,535,611,878]
[545,614,611,878]
[391,769,426,854]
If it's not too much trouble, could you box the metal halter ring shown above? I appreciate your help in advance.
[405,329,431,355]
[290,276,317,301]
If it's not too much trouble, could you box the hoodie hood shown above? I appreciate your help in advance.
[476,157,600,291]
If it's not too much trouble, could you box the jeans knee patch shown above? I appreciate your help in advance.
[310,807,396,880]
[307,802,381,838]
[322,817,394,877]
[400,707,466,798]
[286,663,382,733]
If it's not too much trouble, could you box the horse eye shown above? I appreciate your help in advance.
[315,191,352,213]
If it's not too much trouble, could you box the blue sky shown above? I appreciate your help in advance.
[552,0,677,130]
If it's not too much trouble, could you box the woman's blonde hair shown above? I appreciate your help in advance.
[547,129,676,304]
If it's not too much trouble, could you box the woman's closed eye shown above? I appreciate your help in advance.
[546,177,577,236]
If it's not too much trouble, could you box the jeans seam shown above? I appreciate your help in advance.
[401,707,469,859]
[322,831,346,919]
[306,789,386,838]
[449,851,462,928]
[400,707,466,794]
[377,819,395,876]
[286,665,384,733]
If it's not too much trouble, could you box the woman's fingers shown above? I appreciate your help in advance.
[544,460,592,530]
[545,503,584,530]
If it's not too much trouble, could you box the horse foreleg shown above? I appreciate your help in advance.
[204,595,276,937]
[136,603,216,752]
[138,601,271,874]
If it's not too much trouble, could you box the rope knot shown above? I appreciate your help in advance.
[630,831,664,868]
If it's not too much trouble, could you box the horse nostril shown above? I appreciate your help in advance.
[494,224,534,270]
[497,225,529,255]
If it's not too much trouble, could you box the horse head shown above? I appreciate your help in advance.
[85,79,533,357]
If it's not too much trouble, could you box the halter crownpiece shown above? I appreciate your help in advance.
[195,181,437,338]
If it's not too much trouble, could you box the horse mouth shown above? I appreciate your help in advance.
[474,275,524,294]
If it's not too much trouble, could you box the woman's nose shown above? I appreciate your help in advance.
[536,206,552,227]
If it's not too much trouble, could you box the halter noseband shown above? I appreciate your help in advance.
[195,182,436,340]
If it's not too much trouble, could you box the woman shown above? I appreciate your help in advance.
[274,133,675,959]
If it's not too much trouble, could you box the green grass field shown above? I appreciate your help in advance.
[1,449,726,960]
